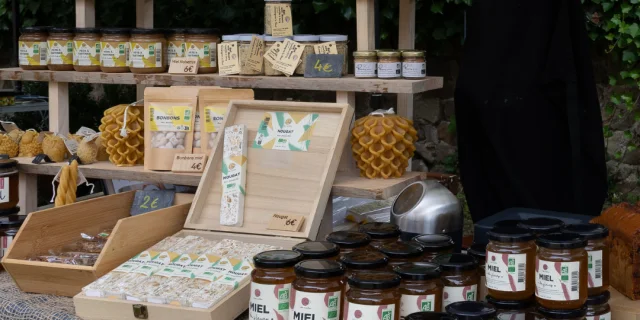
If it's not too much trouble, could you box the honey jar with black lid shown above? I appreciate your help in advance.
[562,224,609,296]
[486,227,536,300]
[360,222,401,248]
[378,241,424,267]
[326,231,371,257]
[340,250,389,279]
[250,250,302,320]
[395,262,443,316]
[292,260,346,320]
[292,241,340,261]
[346,271,402,320]
[432,253,479,311]
[412,234,455,262]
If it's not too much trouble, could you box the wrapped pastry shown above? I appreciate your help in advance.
[42,134,68,162]
[0,133,19,157]
[18,129,43,157]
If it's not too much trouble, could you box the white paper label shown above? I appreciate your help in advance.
[378,62,401,78]
[167,41,185,61]
[19,41,47,66]
[345,302,395,320]
[587,312,611,320]
[536,259,580,301]
[130,42,162,68]
[402,62,426,78]
[47,40,73,65]
[498,312,527,320]
[355,62,377,78]
[186,42,217,67]
[1,235,13,258]
[486,251,527,292]
[442,285,477,311]
[588,250,603,288]
[73,41,99,66]
[400,294,436,318]
[101,42,129,67]
[291,290,341,320]
[249,282,291,320]
[0,177,9,204]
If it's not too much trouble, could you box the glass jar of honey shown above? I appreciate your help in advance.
[445,301,497,320]
[293,241,340,261]
[378,242,423,267]
[340,250,389,279]
[346,271,401,320]
[433,253,479,311]
[19,26,49,70]
[562,224,609,296]
[518,218,564,236]
[395,262,442,316]
[0,159,19,210]
[292,260,346,320]
[326,231,371,257]
[536,306,586,320]
[47,27,74,71]
[250,250,302,320]
[412,234,455,262]
[486,227,536,301]
[360,222,400,248]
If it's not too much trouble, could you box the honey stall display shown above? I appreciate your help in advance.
[395,262,443,316]
[345,271,402,320]
[291,260,346,320]
[485,227,536,300]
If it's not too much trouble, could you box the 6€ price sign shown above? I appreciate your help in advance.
[168,57,199,74]
[130,190,176,216]
[267,213,306,232]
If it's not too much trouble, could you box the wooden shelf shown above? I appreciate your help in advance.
[0,68,442,94]
[333,171,425,199]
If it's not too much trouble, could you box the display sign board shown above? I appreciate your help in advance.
[130,190,175,216]
[172,153,207,173]
[168,57,199,74]
[267,213,305,232]
[304,54,344,78]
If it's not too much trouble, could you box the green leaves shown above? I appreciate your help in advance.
[431,1,444,14]
[623,50,637,63]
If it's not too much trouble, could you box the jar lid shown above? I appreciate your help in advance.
[402,50,425,57]
[405,312,453,320]
[339,250,389,270]
[292,241,340,259]
[0,214,26,227]
[131,28,164,35]
[75,28,100,34]
[585,290,610,306]
[493,219,521,228]
[293,34,320,42]
[445,301,497,319]
[49,27,75,33]
[319,34,348,42]
[265,35,292,42]
[394,262,440,280]
[353,51,377,57]
[222,34,240,41]
[166,28,187,34]
[412,234,455,252]
[488,227,535,243]
[359,222,401,239]
[21,26,49,33]
[185,28,221,35]
[101,28,131,35]
[562,223,609,240]
[294,259,345,278]
[0,159,18,169]
[237,34,263,41]
[517,218,565,234]
[486,296,535,310]
[377,50,401,57]
[432,253,477,272]
[536,306,586,319]
[0,207,20,217]
[378,242,423,259]
[466,243,486,262]
[253,250,302,268]
[347,271,401,290]
[536,233,587,249]
[326,231,371,248]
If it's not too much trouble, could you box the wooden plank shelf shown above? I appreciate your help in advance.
[0,68,443,94]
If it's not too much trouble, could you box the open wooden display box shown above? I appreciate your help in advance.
[2,191,194,297]
[74,100,354,320]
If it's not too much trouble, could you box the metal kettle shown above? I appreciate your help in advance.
[391,180,463,249]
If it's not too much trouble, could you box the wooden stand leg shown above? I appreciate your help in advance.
[337,92,356,173]
[136,0,154,100]
[18,172,37,215]
[75,0,95,28]
[315,194,334,240]
[48,82,69,135]
[398,0,416,170]
[356,0,375,50]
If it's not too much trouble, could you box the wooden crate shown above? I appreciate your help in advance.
[2,191,194,297]
[74,99,354,320]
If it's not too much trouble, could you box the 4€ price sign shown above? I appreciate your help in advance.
[304,54,344,78]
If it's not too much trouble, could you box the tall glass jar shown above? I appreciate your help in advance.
[47,27,74,71]
[250,250,302,320]
[395,262,442,316]
[129,28,166,74]
[292,241,340,261]
[100,28,130,73]
[319,34,348,75]
[73,28,101,72]
[19,26,49,70]
[185,28,220,74]
[326,231,371,258]
[433,253,479,311]
[264,0,292,35]
[584,291,610,320]
[292,260,346,320]
[485,227,536,301]
[166,29,186,66]
[346,271,401,320]
[562,224,609,296]
[360,222,401,248]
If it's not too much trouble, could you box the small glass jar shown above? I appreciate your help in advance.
[19,26,49,70]
[292,260,346,320]
[185,28,220,74]
[485,227,536,301]
[47,27,74,71]
[445,301,497,320]
[346,271,401,320]
[562,224,609,296]
[239,34,264,76]
[518,218,565,236]
[433,253,479,311]
[264,0,292,35]
[100,28,130,73]
[377,50,402,79]
[129,28,166,74]
[584,291,610,320]
[292,34,319,75]
[405,312,451,320]
[486,296,536,320]
[0,159,19,210]
[353,51,378,79]
[536,306,586,320]
[292,241,340,260]
[467,242,487,301]
[250,250,303,320]
[264,36,290,76]
[412,234,455,262]
[326,231,371,257]
[378,242,423,267]
[0,215,26,260]
[395,262,443,316]
[166,28,186,66]
[401,50,426,79]
[360,222,401,248]
[340,250,389,279]
[73,28,101,72]
[535,233,588,310]
[319,35,348,76]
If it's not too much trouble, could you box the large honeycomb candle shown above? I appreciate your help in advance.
[351,112,417,179]
[99,103,144,166]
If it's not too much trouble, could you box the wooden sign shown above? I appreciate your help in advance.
[130,190,175,216]
[267,213,305,232]
[172,153,207,173]
[168,57,199,74]
[304,54,344,78]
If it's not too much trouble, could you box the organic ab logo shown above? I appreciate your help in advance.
[328,297,337,308]
[421,301,432,311]
[466,291,475,301]
[278,289,289,300]
[381,310,392,320]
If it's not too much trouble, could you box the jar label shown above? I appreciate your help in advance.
[497,312,526,320]
[400,294,436,318]
[130,42,163,68]
[249,282,291,320]
[588,250,603,288]
[168,41,186,61]
[0,177,9,204]
[47,40,73,65]
[345,302,395,320]
[101,41,129,67]
[402,62,426,78]
[535,259,580,301]
[19,41,47,66]
[442,285,477,310]
[378,62,402,78]
[186,42,217,68]
[587,312,610,320]
[291,289,341,320]
[73,41,100,66]
[1,235,13,258]
[486,251,527,292]
[355,62,377,78]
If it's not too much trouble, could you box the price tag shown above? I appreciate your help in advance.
[130,190,176,216]
[218,41,241,75]
[304,54,344,78]
[270,3,293,37]
[313,42,338,55]
[168,57,200,74]
[267,213,305,232]
[171,153,207,173]
[270,39,305,76]
[245,36,265,72]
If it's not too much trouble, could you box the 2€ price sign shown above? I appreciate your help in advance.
[304,54,344,78]
[267,213,306,232]
[130,190,176,216]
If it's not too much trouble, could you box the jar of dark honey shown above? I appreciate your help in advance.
[292,260,346,320]
[562,224,609,296]
[293,241,340,260]
[346,271,402,320]
[250,250,302,320]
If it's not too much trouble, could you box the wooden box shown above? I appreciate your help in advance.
[74,100,354,320]
[2,191,194,297]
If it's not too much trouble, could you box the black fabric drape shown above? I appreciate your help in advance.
[454,0,607,221]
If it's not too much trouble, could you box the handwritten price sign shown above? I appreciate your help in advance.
[130,190,176,216]
[267,213,306,232]
[304,54,344,78]
[168,57,199,75]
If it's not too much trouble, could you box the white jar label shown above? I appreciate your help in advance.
[345,302,395,320]
[167,41,186,61]
[19,41,47,66]
[249,282,291,320]
[1,235,13,259]
[130,42,163,68]
[290,289,341,320]
[355,62,377,78]
[47,40,73,65]
[378,62,401,78]
[186,42,217,67]
[442,285,477,311]
[535,259,580,301]
[101,41,129,67]
[498,312,526,320]
[73,41,100,66]
[587,312,610,320]
[400,294,436,318]
[588,250,603,288]
[486,251,527,292]
[0,177,10,204]
[402,62,426,78]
